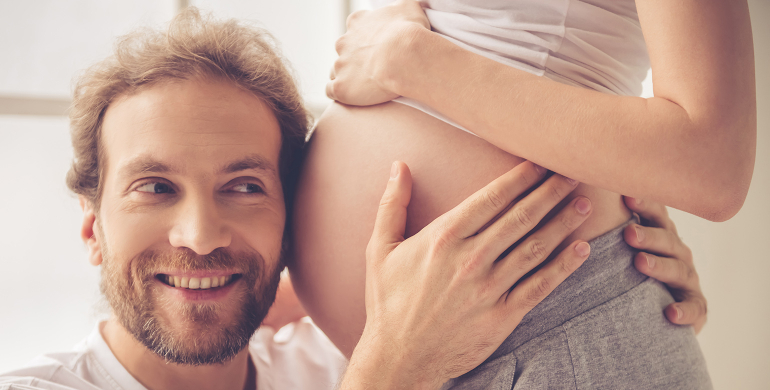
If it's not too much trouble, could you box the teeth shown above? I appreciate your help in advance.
[164,274,235,289]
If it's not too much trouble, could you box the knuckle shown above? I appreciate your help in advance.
[698,297,708,316]
[471,240,493,262]
[549,182,566,201]
[667,231,680,254]
[522,239,547,265]
[334,37,345,53]
[328,82,342,99]
[677,261,695,283]
[522,167,537,187]
[346,10,365,27]
[378,192,396,208]
[432,225,459,252]
[560,213,579,231]
[558,255,576,275]
[681,245,693,262]
[523,277,552,307]
[660,204,670,218]
[529,239,548,262]
[512,206,534,229]
[482,188,508,211]
[461,248,487,276]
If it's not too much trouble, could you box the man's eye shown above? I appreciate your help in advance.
[231,183,264,194]
[135,182,175,194]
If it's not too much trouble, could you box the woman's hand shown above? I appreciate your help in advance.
[623,196,708,334]
[326,0,429,106]
[342,161,594,389]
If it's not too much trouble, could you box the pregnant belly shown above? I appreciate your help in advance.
[289,101,631,357]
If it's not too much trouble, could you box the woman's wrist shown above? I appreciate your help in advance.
[378,23,434,98]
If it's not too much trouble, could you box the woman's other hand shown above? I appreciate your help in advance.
[327,0,429,106]
[623,196,708,334]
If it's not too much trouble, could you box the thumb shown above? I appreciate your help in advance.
[369,161,413,259]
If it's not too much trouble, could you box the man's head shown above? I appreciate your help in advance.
[66,9,308,365]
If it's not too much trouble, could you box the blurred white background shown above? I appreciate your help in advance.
[0,1,767,389]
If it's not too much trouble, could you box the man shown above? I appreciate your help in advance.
[0,8,705,390]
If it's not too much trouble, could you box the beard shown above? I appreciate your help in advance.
[100,244,283,366]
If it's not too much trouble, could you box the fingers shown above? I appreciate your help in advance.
[476,172,579,257]
[664,299,707,334]
[439,161,547,240]
[346,9,367,29]
[326,80,337,101]
[624,223,690,260]
[633,252,695,290]
[623,196,674,231]
[367,162,413,260]
[503,240,591,317]
[492,196,592,290]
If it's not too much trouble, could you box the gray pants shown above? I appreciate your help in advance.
[443,220,712,390]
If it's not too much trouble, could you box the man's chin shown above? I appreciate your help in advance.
[136,302,264,365]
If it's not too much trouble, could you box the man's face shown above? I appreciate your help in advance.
[89,77,285,365]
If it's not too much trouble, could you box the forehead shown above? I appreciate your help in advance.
[101,78,282,178]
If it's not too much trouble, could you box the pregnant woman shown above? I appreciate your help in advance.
[290,0,755,388]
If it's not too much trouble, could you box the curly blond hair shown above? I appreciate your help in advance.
[67,7,309,209]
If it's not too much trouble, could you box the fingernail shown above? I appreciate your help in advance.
[675,306,683,320]
[566,177,579,186]
[390,162,399,179]
[575,198,591,215]
[645,253,655,269]
[533,163,545,175]
[575,242,590,257]
[635,225,645,242]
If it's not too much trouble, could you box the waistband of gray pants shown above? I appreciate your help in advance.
[489,217,647,360]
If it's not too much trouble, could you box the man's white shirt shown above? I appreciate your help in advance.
[0,319,347,390]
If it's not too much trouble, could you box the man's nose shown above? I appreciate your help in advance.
[168,196,232,255]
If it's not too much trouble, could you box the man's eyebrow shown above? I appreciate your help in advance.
[120,156,177,177]
[220,155,278,177]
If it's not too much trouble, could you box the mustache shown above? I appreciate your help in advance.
[132,247,265,279]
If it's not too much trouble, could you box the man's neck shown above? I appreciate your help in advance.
[101,318,256,390]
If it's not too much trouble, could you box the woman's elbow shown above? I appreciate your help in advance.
[695,149,754,222]
[700,186,749,222]
[689,118,756,221]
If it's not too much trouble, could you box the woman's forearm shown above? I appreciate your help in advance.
[379,0,755,222]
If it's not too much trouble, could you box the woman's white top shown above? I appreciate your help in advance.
[371,0,650,133]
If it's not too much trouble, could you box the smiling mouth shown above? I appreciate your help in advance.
[157,274,241,290]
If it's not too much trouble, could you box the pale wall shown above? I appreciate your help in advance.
[0,1,768,387]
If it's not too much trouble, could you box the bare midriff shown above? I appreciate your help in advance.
[289,101,632,358]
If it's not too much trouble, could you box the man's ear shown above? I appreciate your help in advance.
[79,196,103,266]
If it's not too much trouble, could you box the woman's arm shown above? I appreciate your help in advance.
[328,0,756,221]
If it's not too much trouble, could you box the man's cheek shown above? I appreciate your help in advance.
[103,207,171,252]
